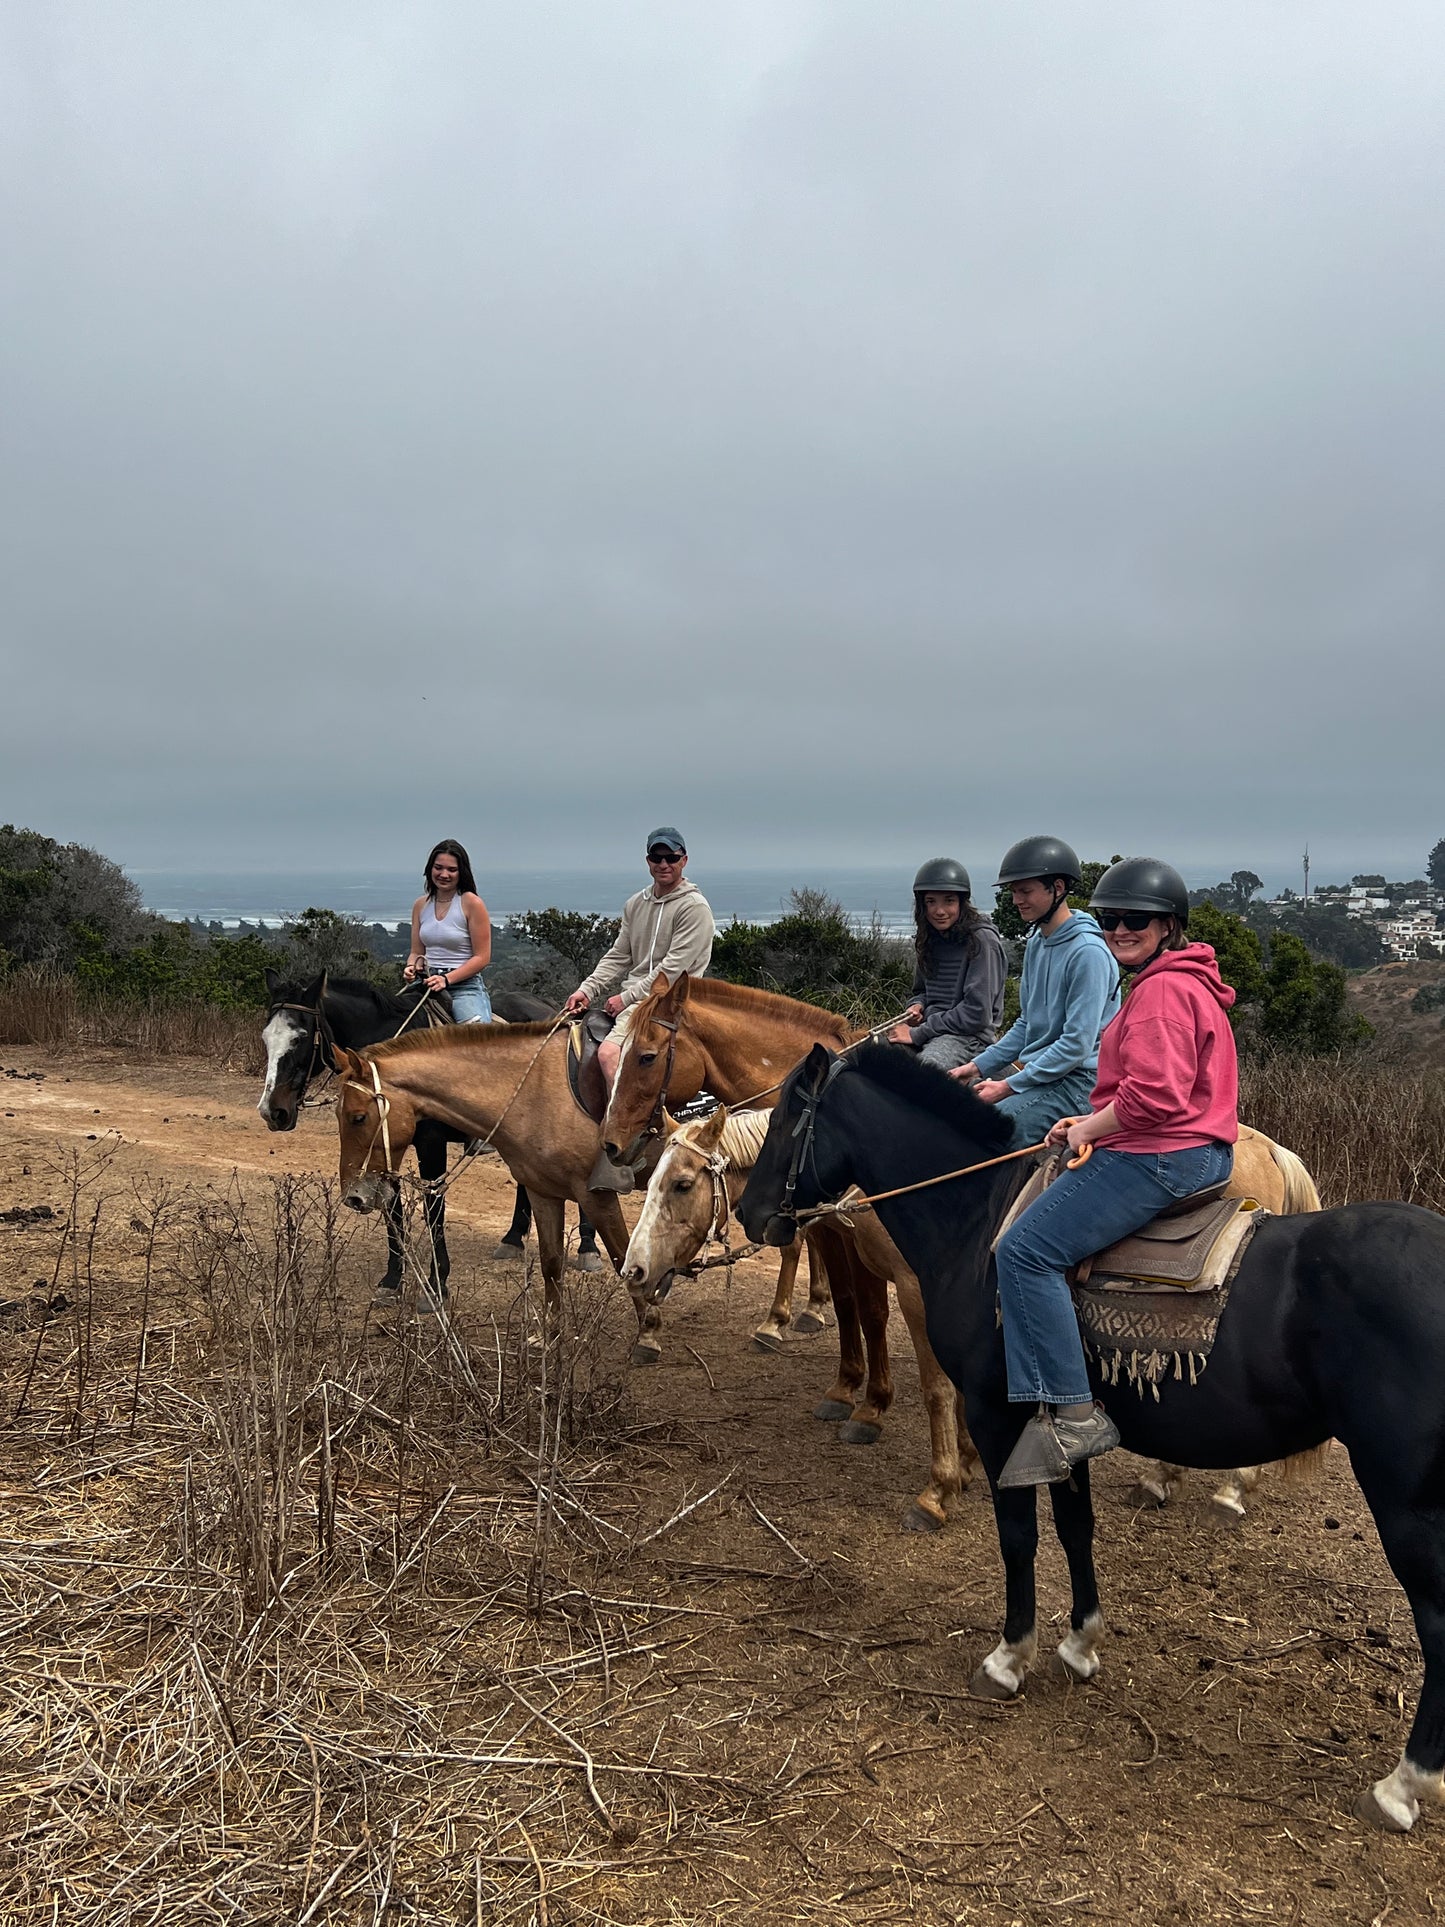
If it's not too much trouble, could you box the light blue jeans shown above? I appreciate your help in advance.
[994,1067,1100,1152]
[994,1141,1236,1405]
[447,977,493,1024]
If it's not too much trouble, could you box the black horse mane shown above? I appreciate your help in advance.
[268,974,413,1015]
[848,1045,1017,1155]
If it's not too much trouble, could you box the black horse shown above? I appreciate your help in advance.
[257,971,598,1295]
[738,1043,1445,1832]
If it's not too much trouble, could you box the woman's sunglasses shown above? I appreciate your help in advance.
[1096,910,1159,932]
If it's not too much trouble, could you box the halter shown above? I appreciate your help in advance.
[271,990,338,1105]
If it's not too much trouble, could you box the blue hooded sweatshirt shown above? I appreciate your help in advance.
[970,910,1119,1094]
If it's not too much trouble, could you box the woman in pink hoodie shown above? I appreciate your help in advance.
[994,857,1239,1488]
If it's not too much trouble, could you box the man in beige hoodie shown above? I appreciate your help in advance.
[563,826,715,1088]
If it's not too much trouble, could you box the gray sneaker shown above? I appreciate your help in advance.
[998,1405,1120,1488]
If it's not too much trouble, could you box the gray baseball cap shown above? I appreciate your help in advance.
[645,826,686,854]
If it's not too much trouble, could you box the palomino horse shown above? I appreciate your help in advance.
[739,1045,1445,1833]
[258,972,600,1294]
[604,973,1317,1519]
[623,1105,981,1531]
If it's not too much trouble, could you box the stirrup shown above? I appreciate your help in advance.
[997,1409,1072,1488]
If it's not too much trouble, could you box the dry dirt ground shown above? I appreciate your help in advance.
[1350,960,1445,1069]
[0,1047,1442,1925]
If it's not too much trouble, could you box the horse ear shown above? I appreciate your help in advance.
[804,1043,833,1085]
[264,966,282,998]
[652,970,678,1003]
[330,1045,355,1080]
[694,1104,728,1150]
[303,972,326,1006]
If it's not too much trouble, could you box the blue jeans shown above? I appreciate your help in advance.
[994,1066,1099,1151]
[448,977,493,1023]
[995,1142,1236,1405]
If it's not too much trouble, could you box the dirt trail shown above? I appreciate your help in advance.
[0,1044,1435,1924]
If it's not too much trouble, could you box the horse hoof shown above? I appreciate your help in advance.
[1130,1481,1171,1510]
[792,1310,829,1334]
[631,1342,663,1367]
[900,1501,947,1535]
[1354,1785,1415,1833]
[570,1250,603,1274]
[839,1420,882,1447]
[492,1240,526,1261]
[1210,1494,1248,1527]
[370,1285,402,1310]
[751,1329,786,1354]
[969,1663,1022,1702]
[813,1398,853,1422]
[1052,1650,1098,1687]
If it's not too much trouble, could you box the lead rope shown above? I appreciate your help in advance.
[794,1134,1091,1224]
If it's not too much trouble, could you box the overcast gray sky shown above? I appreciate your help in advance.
[4,1,1442,882]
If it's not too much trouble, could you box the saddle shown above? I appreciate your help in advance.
[567,1009,615,1126]
[995,1154,1260,1294]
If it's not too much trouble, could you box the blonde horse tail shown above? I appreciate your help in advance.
[1267,1139,1322,1214]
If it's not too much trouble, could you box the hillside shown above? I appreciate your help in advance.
[1349,958,1445,1067]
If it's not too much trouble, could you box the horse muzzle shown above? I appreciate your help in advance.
[342,1172,395,1214]
[760,1213,798,1248]
[259,1100,298,1132]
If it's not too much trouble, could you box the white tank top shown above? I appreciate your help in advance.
[419,893,472,970]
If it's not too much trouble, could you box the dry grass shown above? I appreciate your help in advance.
[0,1158,816,1926]
[0,969,262,1071]
[1240,1052,1445,1214]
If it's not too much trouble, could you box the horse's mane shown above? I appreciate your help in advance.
[368,1020,557,1061]
[645,975,855,1043]
[269,975,420,1019]
[847,1045,1017,1155]
[718,1108,771,1167]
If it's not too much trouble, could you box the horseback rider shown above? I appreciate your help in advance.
[561,827,716,1089]
[887,858,1008,1070]
[403,839,493,1022]
[994,858,1240,1486]
[947,835,1119,1148]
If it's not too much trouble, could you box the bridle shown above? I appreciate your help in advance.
[345,1059,400,1176]
[269,981,446,1112]
[774,1052,851,1232]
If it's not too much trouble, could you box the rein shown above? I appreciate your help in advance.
[776,1063,1092,1226]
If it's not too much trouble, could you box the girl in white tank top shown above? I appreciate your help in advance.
[405,840,493,1022]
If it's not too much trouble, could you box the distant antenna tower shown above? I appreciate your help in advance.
[1302,845,1310,901]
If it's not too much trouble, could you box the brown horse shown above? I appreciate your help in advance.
[606,974,1324,1521]
[330,1024,655,1346]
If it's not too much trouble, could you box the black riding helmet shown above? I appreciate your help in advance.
[996,835,1082,890]
[1090,857,1191,927]
[913,857,971,896]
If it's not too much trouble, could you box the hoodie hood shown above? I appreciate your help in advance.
[1136,942,1236,1012]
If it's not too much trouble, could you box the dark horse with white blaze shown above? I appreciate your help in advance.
[738,1043,1445,1833]
[257,972,597,1291]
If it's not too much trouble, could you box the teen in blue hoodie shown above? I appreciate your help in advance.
[948,835,1119,1149]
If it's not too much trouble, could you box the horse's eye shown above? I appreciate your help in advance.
[638,1051,658,1067]
[347,1112,366,1126]
[672,1179,694,1193]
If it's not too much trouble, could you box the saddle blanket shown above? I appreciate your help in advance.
[992,1151,1268,1396]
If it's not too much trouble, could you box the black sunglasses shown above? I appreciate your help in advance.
[647,849,683,863]
[1096,910,1159,932]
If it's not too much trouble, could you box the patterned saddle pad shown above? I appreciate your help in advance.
[992,1151,1268,1396]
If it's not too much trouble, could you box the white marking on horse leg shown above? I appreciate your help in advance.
[980,1629,1037,1695]
[1137,1461,1178,1506]
[1210,1475,1248,1519]
[1360,1754,1444,1832]
[1056,1609,1106,1683]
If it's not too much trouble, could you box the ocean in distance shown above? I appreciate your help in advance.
[132,867,921,935]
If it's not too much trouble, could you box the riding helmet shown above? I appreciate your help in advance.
[912,857,971,897]
[996,835,1082,890]
[1089,857,1190,926]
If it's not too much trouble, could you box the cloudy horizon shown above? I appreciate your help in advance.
[5,2,1442,884]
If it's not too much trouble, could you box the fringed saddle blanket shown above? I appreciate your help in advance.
[993,1151,1269,1398]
